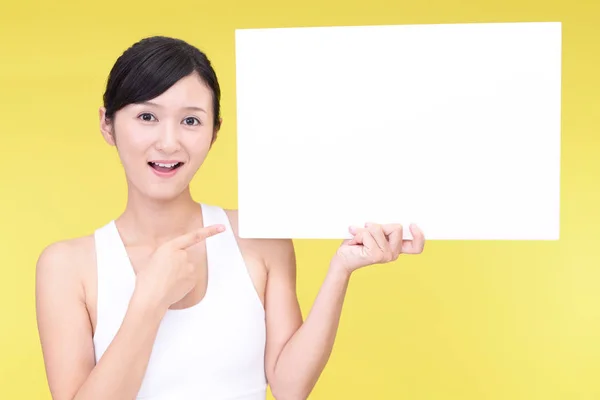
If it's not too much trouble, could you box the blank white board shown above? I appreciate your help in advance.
[234,22,562,240]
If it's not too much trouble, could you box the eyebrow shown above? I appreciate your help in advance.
[139,101,207,114]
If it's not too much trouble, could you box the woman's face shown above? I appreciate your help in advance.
[99,73,217,201]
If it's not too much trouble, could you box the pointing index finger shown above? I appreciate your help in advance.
[168,224,226,250]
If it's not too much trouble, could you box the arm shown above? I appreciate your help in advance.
[263,223,425,400]
[262,239,352,400]
[36,241,164,400]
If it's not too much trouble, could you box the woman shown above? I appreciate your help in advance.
[35,36,425,400]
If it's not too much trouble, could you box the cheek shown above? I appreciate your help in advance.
[185,134,212,161]
[114,123,152,163]
[116,119,152,146]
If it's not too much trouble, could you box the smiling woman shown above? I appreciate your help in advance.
[34,36,425,400]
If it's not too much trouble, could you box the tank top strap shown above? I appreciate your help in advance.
[200,203,240,267]
[92,221,136,356]
[94,221,136,293]
[200,203,264,314]
[200,203,233,232]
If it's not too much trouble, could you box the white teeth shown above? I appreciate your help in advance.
[153,162,178,168]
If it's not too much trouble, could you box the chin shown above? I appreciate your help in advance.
[144,185,189,202]
[124,164,196,203]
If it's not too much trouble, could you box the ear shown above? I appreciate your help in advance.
[99,107,116,146]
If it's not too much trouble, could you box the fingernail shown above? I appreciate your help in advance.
[349,226,357,234]
[217,225,225,232]
[365,223,372,228]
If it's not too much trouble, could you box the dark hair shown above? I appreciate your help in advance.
[103,36,221,133]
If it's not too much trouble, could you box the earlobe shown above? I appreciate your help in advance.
[99,107,116,146]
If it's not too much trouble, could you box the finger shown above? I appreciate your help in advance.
[347,226,362,246]
[360,230,378,252]
[380,223,402,237]
[347,226,363,245]
[365,223,391,254]
[402,224,425,254]
[168,224,226,250]
[347,227,377,252]
[382,224,403,258]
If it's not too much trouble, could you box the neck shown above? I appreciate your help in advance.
[117,186,204,247]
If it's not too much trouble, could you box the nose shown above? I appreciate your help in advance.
[154,123,181,154]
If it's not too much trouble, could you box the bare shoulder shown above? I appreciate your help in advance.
[36,235,96,299]
[223,209,296,271]
[37,236,94,274]
[36,235,98,400]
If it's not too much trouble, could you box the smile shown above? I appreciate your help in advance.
[148,161,184,177]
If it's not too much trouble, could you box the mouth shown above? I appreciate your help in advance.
[148,161,184,174]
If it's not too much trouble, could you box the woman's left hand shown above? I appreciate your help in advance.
[330,223,425,274]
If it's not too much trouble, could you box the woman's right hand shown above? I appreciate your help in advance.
[133,224,226,312]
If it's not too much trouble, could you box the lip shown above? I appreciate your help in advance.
[148,160,185,178]
[148,160,183,164]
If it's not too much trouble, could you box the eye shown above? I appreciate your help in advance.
[138,113,157,122]
[183,117,201,126]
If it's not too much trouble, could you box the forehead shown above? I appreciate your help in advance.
[144,73,213,111]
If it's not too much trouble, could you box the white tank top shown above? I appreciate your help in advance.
[92,203,267,399]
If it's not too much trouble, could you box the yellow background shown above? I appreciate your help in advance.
[1,0,599,398]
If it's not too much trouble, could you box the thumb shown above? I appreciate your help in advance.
[167,224,226,250]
